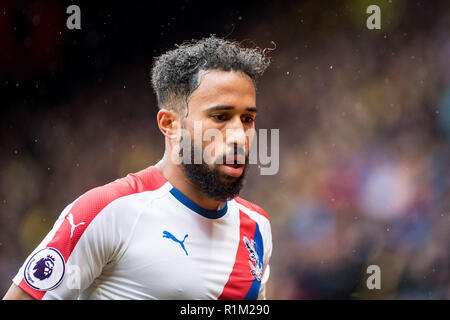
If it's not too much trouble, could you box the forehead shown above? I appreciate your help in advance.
[188,69,256,110]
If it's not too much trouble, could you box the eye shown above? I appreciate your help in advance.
[242,115,255,124]
[211,114,229,121]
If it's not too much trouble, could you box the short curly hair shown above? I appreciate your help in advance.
[151,35,271,115]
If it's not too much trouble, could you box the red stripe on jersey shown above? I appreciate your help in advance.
[234,197,269,220]
[18,278,46,300]
[129,165,168,192]
[218,210,257,300]
[18,166,166,299]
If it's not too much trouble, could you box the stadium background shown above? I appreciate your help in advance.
[0,0,449,299]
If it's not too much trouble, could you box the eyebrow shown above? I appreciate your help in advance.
[205,105,258,113]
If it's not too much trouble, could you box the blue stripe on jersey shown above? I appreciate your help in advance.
[169,187,228,219]
[244,222,264,300]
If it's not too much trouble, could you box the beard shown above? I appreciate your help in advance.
[179,140,248,202]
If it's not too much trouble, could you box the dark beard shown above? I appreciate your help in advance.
[180,144,248,202]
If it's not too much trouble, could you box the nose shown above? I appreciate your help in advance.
[225,117,247,149]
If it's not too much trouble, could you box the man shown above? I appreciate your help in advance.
[3,35,272,300]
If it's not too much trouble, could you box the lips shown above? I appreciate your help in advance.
[221,155,246,178]
[222,163,244,177]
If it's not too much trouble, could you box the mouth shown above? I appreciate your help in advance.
[221,155,246,178]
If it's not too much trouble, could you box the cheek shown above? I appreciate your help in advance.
[203,136,226,160]
[246,130,255,150]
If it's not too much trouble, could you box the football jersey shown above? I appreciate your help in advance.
[12,166,272,300]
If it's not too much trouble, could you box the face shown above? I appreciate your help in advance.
[179,69,257,201]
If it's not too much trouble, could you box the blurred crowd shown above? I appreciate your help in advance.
[1,1,449,299]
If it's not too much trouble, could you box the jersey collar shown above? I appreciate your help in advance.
[169,186,228,219]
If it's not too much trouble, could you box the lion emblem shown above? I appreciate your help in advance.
[33,255,55,280]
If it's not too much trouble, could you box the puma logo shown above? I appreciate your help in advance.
[66,213,85,238]
[162,230,189,256]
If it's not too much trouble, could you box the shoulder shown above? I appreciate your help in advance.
[233,196,270,221]
[69,166,167,224]
[46,166,168,257]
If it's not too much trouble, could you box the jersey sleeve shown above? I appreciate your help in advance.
[12,179,137,300]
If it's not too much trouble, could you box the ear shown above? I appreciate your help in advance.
[157,108,180,140]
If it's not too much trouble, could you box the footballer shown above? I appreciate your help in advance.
[3,36,273,300]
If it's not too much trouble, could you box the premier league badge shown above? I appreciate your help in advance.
[24,247,65,291]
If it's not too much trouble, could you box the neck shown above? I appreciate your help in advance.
[155,155,226,211]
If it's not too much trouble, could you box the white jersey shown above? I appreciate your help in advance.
[12,166,272,300]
